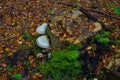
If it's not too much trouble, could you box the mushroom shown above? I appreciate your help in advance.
[36,23,48,34]
[36,35,50,48]
[37,53,44,58]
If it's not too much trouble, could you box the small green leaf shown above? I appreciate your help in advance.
[26,33,33,39]
[12,73,22,79]
[7,67,14,72]
[114,8,120,15]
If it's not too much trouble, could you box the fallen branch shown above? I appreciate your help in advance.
[87,9,120,20]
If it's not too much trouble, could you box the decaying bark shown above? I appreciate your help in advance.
[46,26,69,49]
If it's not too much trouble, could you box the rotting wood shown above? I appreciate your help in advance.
[53,1,117,32]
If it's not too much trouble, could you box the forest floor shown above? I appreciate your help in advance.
[0,0,120,80]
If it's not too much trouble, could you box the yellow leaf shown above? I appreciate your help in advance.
[8,52,13,57]
[87,46,92,50]
[44,18,47,21]
[12,23,15,25]
[0,50,4,54]
[31,22,34,26]
[66,37,75,43]
[12,50,16,53]
[5,48,10,52]
[17,41,23,45]
[31,32,37,36]
[111,45,115,48]
[1,63,6,67]
[59,37,65,41]
[73,39,80,44]
[63,33,67,38]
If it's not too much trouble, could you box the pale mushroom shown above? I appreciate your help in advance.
[36,23,48,34]
[36,35,50,48]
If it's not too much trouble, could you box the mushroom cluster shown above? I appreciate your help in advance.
[36,23,50,49]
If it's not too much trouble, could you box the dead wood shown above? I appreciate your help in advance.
[87,9,120,20]
[54,1,114,32]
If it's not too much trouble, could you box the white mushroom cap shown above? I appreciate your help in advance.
[37,53,44,58]
[36,35,50,48]
[36,23,48,34]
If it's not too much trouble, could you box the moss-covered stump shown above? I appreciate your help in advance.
[47,9,102,49]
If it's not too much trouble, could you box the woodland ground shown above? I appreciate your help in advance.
[0,0,120,80]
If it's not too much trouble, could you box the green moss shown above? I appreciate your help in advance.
[38,45,82,80]
[67,44,82,50]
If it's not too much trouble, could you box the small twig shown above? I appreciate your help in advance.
[4,35,16,41]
